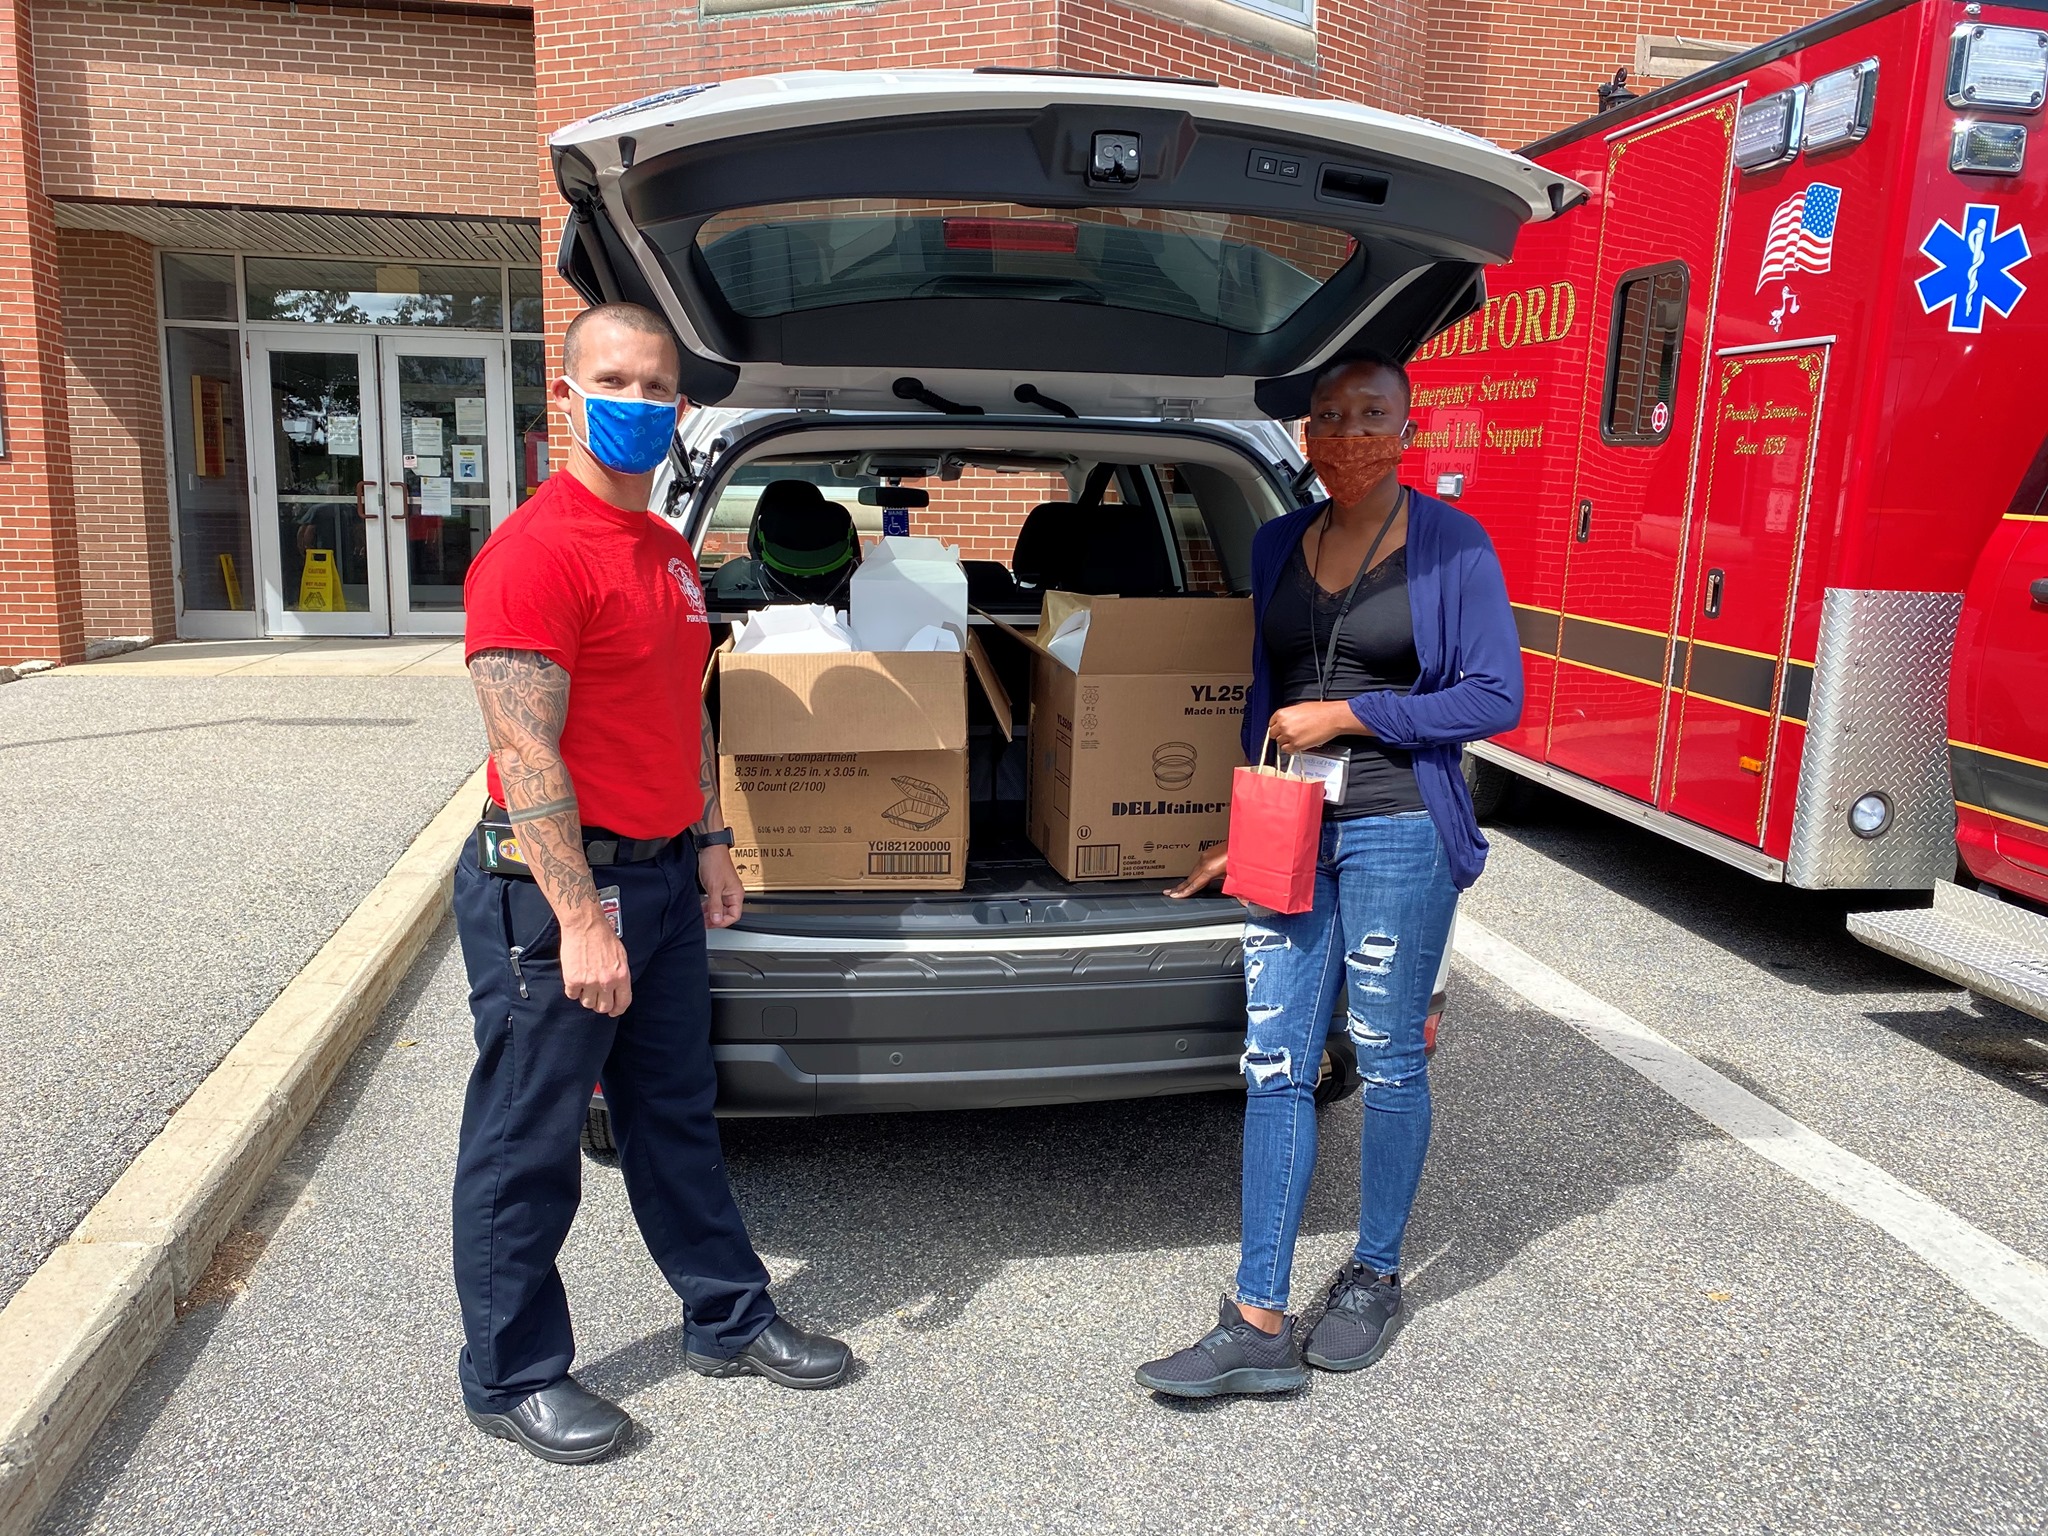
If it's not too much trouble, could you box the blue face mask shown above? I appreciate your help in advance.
[565,380,679,475]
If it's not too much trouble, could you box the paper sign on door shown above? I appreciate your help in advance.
[452,443,483,482]
[410,417,443,457]
[326,414,360,457]
[454,397,488,438]
[419,476,453,519]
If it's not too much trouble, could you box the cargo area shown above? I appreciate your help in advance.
[703,606,1244,931]
[684,414,1295,921]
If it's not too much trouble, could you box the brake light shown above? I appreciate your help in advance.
[943,218,1079,253]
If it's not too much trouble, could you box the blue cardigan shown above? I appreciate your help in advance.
[1240,490,1525,891]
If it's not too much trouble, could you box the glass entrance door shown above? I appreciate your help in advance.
[250,334,389,636]
[379,335,512,636]
[248,330,514,637]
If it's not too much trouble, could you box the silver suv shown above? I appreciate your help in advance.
[548,68,1571,1124]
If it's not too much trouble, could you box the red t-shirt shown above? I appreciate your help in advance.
[464,472,711,839]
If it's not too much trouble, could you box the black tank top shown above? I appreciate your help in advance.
[1261,538,1425,820]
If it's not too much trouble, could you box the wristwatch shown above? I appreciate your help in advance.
[692,827,736,851]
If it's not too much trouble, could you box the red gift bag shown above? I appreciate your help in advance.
[1222,739,1324,914]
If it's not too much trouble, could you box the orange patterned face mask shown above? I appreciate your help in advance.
[1305,433,1407,505]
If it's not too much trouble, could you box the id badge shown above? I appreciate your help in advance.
[1284,748,1350,805]
[597,885,622,938]
[475,822,536,881]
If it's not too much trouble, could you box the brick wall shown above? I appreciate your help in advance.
[0,0,81,664]
[33,0,538,216]
[60,228,173,642]
[1425,1,1851,150]
[1056,0,1428,110]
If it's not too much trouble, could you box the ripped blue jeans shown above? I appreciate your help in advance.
[1236,810,1456,1309]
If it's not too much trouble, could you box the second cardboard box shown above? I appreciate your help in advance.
[1014,593,1253,882]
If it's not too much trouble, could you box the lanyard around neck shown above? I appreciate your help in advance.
[1310,488,1405,704]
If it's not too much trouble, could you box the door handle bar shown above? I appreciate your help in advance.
[355,479,377,521]
[387,480,410,520]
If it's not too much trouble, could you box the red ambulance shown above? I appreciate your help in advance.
[1405,0,2048,1018]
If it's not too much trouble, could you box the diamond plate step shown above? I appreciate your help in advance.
[1849,880,2048,1023]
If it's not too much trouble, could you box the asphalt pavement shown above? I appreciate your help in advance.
[0,659,484,1307]
[35,786,2048,1535]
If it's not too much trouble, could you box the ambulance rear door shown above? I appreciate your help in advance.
[1546,97,1737,802]
[1660,340,1828,845]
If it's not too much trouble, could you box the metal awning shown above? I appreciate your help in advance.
[52,199,542,264]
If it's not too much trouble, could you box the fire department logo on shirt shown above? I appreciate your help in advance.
[667,556,708,622]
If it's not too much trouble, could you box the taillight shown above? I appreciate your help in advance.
[943,217,1079,253]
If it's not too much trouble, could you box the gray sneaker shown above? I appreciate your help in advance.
[1134,1295,1308,1398]
[1303,1262,1403,1371]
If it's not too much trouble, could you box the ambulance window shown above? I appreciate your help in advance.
[1602,263,1688,445]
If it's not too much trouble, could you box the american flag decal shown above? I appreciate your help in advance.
[1757,183,1842,290]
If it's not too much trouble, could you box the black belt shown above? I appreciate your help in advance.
[482,801,674,868]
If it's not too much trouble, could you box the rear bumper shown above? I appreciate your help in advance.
[706,930,1246,1115]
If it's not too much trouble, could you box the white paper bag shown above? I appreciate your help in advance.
[1044,609,1090,670]
[730,604,859,655]
[848,535,969,652]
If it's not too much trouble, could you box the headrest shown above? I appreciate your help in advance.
[749,479,857,602]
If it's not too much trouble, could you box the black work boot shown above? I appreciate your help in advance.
[1134,1295,1308,1399]
[687,1315,852,1390]
[465,1376,632,1464]
[1304,1262,1403,1371]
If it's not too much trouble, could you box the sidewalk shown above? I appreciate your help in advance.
[0,642,483,1309]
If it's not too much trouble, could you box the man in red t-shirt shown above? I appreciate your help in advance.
[452,303,849,1465]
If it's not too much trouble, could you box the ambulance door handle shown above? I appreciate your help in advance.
[1704,568,1726,619]
[1575,499,1592,542]
[2030,577,2048,609]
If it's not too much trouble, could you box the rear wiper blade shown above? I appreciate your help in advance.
[1014,384,1079,419]
[892,377,985,416]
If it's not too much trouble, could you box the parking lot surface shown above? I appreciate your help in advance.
[39,791,2048,1535]
[0,664,483,1306]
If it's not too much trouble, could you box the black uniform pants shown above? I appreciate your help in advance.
[450,840,774,1413]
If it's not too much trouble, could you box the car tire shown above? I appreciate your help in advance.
[582,1100,617,1160]
[1315,1039,1362,1109]
[1462,752,1515,823]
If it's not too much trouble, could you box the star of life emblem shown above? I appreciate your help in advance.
[1915,204,2031,334]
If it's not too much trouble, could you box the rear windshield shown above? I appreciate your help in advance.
[689,199,1355,335]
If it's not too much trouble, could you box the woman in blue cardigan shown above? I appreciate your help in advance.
[1137,353,1524,1398]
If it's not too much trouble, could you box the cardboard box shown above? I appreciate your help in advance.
[716,636,1009,891]
[1011,594,1254,882]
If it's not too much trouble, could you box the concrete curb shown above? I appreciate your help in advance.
[0,762,488,1536]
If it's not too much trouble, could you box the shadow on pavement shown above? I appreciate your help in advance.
[578,970,1709,1399]
[1490,786,1954,1000]
[1863,1000,2048,1106]
[47,921,1713,1517]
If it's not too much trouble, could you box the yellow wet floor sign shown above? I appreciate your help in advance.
[298,549,344,612]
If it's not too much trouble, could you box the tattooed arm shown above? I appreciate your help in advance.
[469,648,632,1016]
[691,695,745,929]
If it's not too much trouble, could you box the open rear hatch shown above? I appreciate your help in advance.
[550,69,1583,420]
